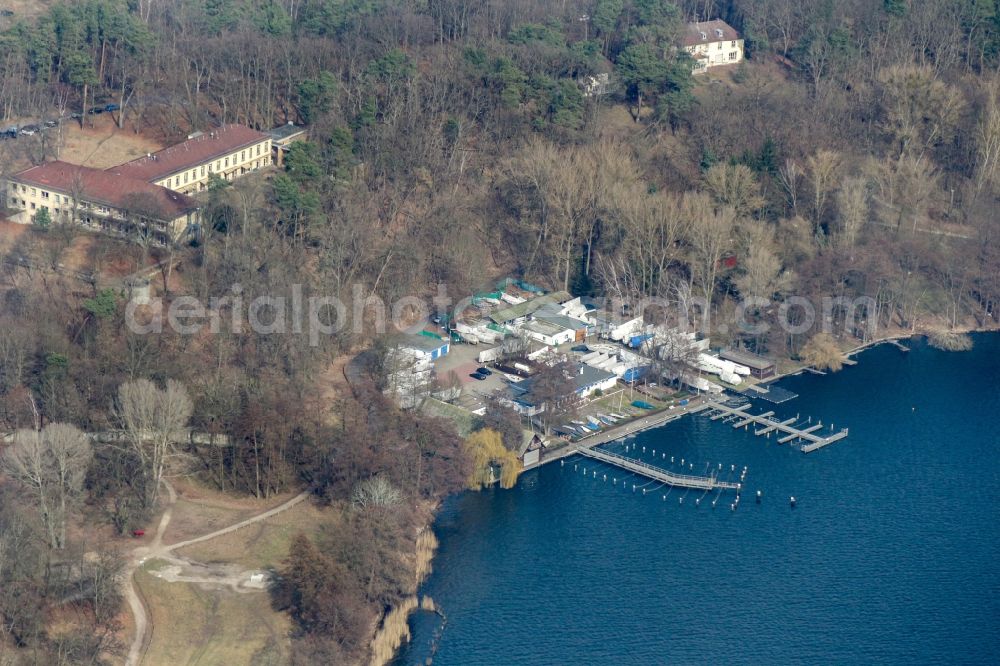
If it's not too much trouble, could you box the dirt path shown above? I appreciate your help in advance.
[123,483,310,666]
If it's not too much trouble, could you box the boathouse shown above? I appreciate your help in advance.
[719,348,776,379]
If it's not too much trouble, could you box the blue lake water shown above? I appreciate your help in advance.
[396,334,1000,665]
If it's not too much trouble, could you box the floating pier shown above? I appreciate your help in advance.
[576,447,740,491]
[706,401,849,452]
[755,417,797,436]
[777,423,823,443]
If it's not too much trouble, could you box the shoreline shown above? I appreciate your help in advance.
[387,324,999,664]
[523,394,714,471]
[528,328,992,471]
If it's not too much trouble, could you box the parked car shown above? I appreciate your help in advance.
[19,124,39,136]
[469,372,487,381]
[43,119,58,128]
[571,344,589,352]
[476,367,493,376]
[88,106,104,115]
[69,112,82,120]
[0,126,17,139]
[104,103,120,112]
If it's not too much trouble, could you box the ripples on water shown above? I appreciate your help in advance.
[396,334,1000,665]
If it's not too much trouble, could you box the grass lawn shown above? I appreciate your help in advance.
[174,499,328,570]
[136,569,290,666]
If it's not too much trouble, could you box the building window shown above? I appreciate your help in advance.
[41,191,49,199]
[224,157,229,167]
[184,172,189,183]
[731,40,737,47]
[30,203,35,209]
[241,150,246,160]
[717,42,722,50]
[729,51,738,60]
[256,144,261,156]
[20,185,25,193]
[201,166,205,177]
[31,188,36,196]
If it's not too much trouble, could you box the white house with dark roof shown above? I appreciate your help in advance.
[681,20,744,73]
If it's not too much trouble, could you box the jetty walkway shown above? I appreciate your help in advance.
[705,401,848,452]
[576,447,740,491]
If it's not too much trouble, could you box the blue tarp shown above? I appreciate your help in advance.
[628,333,654,348]
[622,366,650,383]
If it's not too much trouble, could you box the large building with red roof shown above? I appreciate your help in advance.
[109,124,272,194]
[681,20,744,73]
[4,123,277,242]
[6,161,200,243]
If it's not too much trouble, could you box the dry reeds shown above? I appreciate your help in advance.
[368,594,440,666]
[415,530,438,586]
[928,330,973,351]
[369,596,418,666]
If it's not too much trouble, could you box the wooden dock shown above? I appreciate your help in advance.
[706,401,849,453]
[576,447,740,491]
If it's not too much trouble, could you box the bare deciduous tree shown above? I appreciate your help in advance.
[683,192,737,316]
[703,163,765,219]
[735,222,793,305]
[975,76,1000,200]
[351,476,403,509]
[805,149,843,234]
[878,65,965,159]
[868,155,939,234]
[2,423,92,549]
[835,177,869,250]
[114,379,193,508]
[778,158,802,217]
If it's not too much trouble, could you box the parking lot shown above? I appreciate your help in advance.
[2,108,111,140]
[434,341,509,397]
